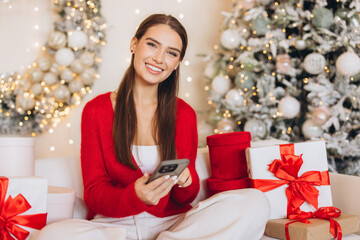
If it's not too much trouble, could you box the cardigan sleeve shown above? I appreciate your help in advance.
[170,99,200,205]
[81,99,149,219]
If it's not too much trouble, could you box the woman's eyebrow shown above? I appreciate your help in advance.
[145,37,181,54]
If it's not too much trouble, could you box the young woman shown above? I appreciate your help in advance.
[36,14,270,240]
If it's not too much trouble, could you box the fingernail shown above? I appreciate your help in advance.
[165,175,170,180]
[178,185,183,188]
[171,176,178,181]
[174,179,179,184]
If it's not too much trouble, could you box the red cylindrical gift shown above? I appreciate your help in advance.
[206,131,251,179]
[206,177,250,197]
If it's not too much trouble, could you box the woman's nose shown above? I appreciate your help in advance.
[152,49,164,63]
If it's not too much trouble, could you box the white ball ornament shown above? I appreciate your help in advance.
[80,68,96,85]
[80,52,94,67]
[48,31,67,50]
[204,62,216,79]
[336,52,360,76]
[50,62,62,75]
[225,89,244,107]
[36,56,52,71]
[311,107,331,125]
[16,93,35,111]
[295,39,307,50]
[302,119,323,139]
[69,80,84,93]
[68,31,88,49]
[60,68,74,82]
[278,96,300,119]
[244,119,267,139]
[303,53,326,75]
[55,48,75,67]
[216,118,235,133]
[211,75,231,96]
[54,85,71,102]
[70,59,85,74]
[220,29,241,49]
[30,83,43,95]
[43,72,58,86]
[31,69,44,82]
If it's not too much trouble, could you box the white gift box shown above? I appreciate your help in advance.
[47,185,76,224]
[246,140,333,219]
[1,176,47,239]
[0,137,35,176]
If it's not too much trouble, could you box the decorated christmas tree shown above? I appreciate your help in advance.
[202,0,360,175]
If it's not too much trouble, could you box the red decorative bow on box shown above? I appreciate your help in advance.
[285,207,342,240]
[0,177,47,240]
[250,144,330,216]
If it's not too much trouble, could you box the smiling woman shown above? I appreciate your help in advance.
[0,0,106,135]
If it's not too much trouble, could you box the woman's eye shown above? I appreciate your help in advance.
[168,51,178,57]
[147,42,156,48]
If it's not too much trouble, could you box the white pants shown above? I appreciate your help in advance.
[35,189,270,240]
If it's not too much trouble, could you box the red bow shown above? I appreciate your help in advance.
[0,177,47,240]
[285,207,342,240]
[251,144,330,215]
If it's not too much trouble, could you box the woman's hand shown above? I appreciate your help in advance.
[135,173,178,205]
[177,167,192,188]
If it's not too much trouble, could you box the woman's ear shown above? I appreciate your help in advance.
[130,37,137,53]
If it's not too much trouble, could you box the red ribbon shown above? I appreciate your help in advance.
[0,177,47,240]
[285,207,342,240]
[250,144,330,215]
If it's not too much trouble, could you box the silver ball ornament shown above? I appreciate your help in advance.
[36,56,52,71]
[68,31,88,49]
[43,72,58,86]
[225,89,244,107]
[55,48,75,67]
[30,83,43,95]
[16,93,35,111]
[278,96,300,119]
[311,107,330,125]
[80,52,94,67]
[295,39,307,50]
[303,53,326,75]
[69,80,84,93]
[220,29,241,49]
[302,119,323,139]
[70,59,85,74]
[50,62,62,75]
[48,31,67,50]
[80,68,96,85]
[244,119,267,139]
[211,75,231,96]
[216,118,235,133]
[336,52,360,76]
[54,85,71,102]
[31,69,44,83]
[312,7,334,29]
[60,68,74,82]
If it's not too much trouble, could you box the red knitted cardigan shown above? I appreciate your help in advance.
[81,92,199,219]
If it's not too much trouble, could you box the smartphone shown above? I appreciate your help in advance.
[146,159,189,184]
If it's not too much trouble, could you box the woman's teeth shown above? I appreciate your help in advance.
[146,64,163,72]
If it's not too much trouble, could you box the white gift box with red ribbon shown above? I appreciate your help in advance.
[0,176,47,240]
[246,140,333,220]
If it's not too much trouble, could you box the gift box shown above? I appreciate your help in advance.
[206,131,251,180]
[47,185,76,224]
[206,177,249,197]
[246,140,333,219]
[265,213,360,240]
[0,137,35,177]
[0,176,47,239]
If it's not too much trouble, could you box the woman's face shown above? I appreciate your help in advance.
[131,24,183,86]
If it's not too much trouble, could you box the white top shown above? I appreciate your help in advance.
[131,145,159,174]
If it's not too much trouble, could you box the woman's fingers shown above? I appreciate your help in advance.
[177,168,192,187]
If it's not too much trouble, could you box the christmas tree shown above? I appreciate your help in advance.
[202,0,360,175]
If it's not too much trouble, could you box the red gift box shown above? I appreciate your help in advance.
[206,131,251,180]
[206,177,250,197]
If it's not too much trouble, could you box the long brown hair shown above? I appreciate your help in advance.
[113,14,188,170]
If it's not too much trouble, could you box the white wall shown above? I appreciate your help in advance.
[0,0,232,159]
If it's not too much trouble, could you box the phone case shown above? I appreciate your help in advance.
[146,159,189,183]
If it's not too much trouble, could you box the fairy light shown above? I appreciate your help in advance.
[186,77,192,82]
[134,9,140,14]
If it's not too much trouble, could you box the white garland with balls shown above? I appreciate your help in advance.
[0,0,106,135]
